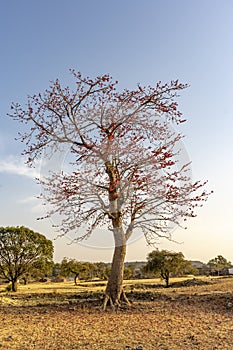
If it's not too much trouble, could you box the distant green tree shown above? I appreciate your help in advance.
[94,262,109,280]
[124,267,134,280]
[60,258,97,284]
[22,259,54,284]
[207,255,232,275]
[123,264,136,279]
[82,262,96,281]
[0,226,53,291]
[51,262,62,278]
[144,249,193,287]
[33,258,54,279]
[60,258,81,285]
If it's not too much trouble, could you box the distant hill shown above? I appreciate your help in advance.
[124,261,146,268]
[189,260,207,269]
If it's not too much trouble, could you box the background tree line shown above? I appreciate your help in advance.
[0,227,232,291]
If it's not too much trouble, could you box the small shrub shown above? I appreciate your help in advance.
[6,284,13,292]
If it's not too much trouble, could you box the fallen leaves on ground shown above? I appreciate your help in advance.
[0,277,233,349]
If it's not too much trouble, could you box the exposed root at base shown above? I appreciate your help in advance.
[121,291,130,305]
[102,291,131,311]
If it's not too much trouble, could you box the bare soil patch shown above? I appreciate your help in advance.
[1,277,233,349]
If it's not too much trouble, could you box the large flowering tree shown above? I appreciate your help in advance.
[9,70,210,308]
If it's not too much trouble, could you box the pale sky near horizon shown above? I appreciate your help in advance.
[0,0,233,263]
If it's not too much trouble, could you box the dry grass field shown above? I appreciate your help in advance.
[1,276,233,349]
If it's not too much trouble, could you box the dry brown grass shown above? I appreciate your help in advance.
[1,276,233,349]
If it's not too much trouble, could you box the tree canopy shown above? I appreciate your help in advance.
[207,255,232,275]
[60,258,98,284]
[144,249,193,287]
[9,70,211,306]
[0,226,53,291]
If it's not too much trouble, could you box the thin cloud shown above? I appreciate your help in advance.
[0,156,40,178]
[18,195,45,214]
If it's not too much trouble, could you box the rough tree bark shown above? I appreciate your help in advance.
[103,244,126,309]
[103,231,130,310]
[103,161,130,309]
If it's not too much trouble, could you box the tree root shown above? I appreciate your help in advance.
[102,295,114,311]
[102,291,131,311]
[121,290,130,305]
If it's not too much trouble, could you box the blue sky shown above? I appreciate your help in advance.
[1,0,233,263]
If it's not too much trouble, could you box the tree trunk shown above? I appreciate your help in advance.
[103,243,128,309]
[164,271,170,288]
[165,275,169,288]
[74,274,79,285]
[104,161,131,309]
[11,278,18,292]
[161,271,170,288]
